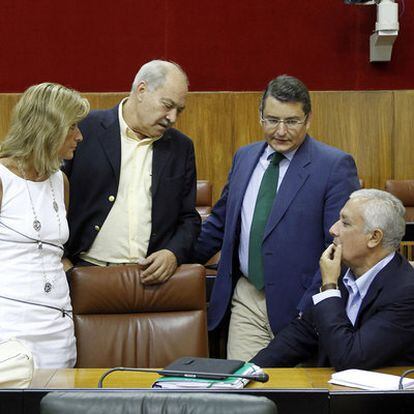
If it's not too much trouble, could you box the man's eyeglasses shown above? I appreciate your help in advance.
[260,116,307,130]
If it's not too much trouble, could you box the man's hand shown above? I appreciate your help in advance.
[319,243,342,285]
[140,249,178,285]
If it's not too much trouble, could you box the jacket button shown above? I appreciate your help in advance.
[108,195,115,202]
[94,225,100,231]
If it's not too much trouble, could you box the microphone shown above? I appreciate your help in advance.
[98,366,269,388]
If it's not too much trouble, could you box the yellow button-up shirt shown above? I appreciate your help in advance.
[81,99,161,264]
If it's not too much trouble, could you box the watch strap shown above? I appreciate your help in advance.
[320,282,338,292]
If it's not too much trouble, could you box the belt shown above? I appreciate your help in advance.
[80,255,138,267]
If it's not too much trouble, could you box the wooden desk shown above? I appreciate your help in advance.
[2,367,413,414]
[29,366,411,390]
[24,368,329,414]
[30,367,331,390]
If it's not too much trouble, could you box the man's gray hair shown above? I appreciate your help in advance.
[350,189,406,251]
[131,60,188,93]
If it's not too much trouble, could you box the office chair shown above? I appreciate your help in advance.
[40,391,277,414]
[70,264,208,368]
[196,180,213,221]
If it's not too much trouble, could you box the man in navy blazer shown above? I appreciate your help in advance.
[63,60,200,284]
[251,189,414,370]
[194,75,360,361]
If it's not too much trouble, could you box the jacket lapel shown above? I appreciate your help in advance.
[353,255,399,327]
[263,136,311,239]
[98,106,122,183]
[230,143,267,217]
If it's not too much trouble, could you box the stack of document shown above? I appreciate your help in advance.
[329,369,414,390]
[152,363,263,389]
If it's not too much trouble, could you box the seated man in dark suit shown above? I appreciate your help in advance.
[251,189,414,370]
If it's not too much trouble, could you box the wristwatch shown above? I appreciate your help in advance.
[320,283,338,292]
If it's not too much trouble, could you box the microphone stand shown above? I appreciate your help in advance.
[97,366,269,388]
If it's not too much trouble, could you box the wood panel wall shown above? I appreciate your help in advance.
[1,91,413,202]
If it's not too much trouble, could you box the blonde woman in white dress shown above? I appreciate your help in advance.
[0,83,89,368]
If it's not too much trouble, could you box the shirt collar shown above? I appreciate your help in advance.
[265,145,297,162]
[343,252,395,299]
[118,98,162,144]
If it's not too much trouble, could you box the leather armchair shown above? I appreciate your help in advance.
[41,392,278,414]
[70,264,208,368]
[196,180,213,221]
[385,180,414,222]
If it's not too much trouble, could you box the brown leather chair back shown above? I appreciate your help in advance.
[385,180,414,222]
[70,264,208,368]
[196,180,213,221]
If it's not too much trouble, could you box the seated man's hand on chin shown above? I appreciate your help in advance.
[319,243,342,286]
[139,249,178,285]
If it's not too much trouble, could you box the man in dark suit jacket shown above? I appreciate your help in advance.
[63,60,200,284]
[251,189,414,370]
[194,75,360,361]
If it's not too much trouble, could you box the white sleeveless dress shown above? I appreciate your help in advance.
[0,164,76,368]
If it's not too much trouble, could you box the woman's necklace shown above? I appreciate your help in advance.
[17,161,61,293]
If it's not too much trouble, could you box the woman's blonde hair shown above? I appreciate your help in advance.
[0,82,89,176]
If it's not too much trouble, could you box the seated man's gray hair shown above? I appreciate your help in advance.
[350,189,406,251]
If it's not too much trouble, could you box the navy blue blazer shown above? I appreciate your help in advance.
[194,136,360,333]
[251,253,414,370]
[63,105,200,264]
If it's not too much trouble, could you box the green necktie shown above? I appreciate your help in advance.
[248,152,284,290]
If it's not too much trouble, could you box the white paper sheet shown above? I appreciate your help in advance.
[329,369,414,390]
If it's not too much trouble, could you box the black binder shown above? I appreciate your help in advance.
[164,357,245,379]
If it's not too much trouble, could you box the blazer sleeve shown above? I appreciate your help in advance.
[192,152,238,264]
[162,140,201,265]
[313,284,414,371]
[298,153,360,311]
[250,312,319,367]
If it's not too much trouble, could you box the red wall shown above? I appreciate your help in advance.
[0,0,412,92]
